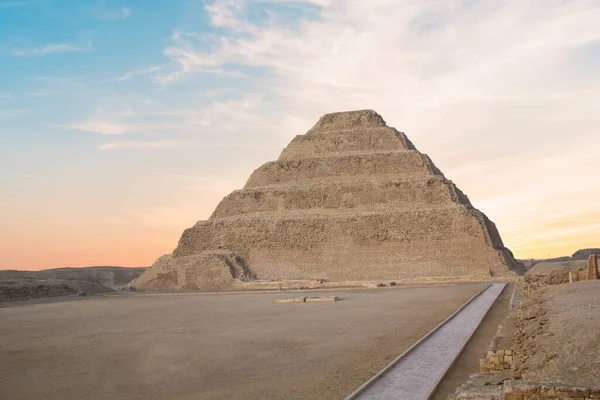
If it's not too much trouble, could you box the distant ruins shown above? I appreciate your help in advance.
[132,110,525,291]
[588,254,599,280]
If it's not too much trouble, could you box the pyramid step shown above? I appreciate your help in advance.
[212,176,471,218]
[172,206,511,282]
[245,150,442,188]
[279,126,416,160]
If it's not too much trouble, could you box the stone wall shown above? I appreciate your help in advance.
[278,127,416,160]
[212,176,471,219]
[480,322,514,374]
[174,209,510,281]
[503,380,600,399]
[244,151,440,188]
[569,271,589,282]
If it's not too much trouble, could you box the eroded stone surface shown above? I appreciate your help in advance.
[130,252,252,291]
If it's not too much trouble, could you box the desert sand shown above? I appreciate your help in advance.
[0,282,486,400]
[514,280,600,387]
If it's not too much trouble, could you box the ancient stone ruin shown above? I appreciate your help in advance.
[587,254,599,280]
[131,110,525,291]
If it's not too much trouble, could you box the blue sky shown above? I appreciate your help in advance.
[1,0,600,269]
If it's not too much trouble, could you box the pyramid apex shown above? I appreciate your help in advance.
[308,109,387,133]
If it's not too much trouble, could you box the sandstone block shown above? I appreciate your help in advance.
[552,385,589,397]
[305,296,338,302]
[504,381,591,398]
[275,297,306,304]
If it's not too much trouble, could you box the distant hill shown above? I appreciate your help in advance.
[572,248,600,260]
[519,248,599,269]
[0,266,146,302]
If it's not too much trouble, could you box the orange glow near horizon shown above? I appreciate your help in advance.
[4,224,596,271]
[2,182,597,271]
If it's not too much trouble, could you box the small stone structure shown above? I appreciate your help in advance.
[274,297,307,304]
[570,270,590,283]
[587,254,598,280]
[480,288,519,374]
[132,110,525,291]
[480,335,514,374]
[275,296,338,303]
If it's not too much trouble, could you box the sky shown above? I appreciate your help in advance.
[1,0,599,270]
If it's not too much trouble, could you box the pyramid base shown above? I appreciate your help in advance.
[129,251,252,291]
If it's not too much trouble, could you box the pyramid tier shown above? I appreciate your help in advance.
[174,206,516,281]
[245,150,442,189]
[306,109,388,133]
[212,176,471,219]
[279,127,416,160]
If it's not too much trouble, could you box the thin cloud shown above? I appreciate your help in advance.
[116,66,160,82]
[100,7,133,21]
[58,119,131,135]
[98,140,189,151]
[25,91,55,97]
[57,107,143,134]
[12,41,93,56]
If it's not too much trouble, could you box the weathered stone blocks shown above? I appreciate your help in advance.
[275,297,306,303]
[305,296,338,302]
[274,296,337,303]
[132,110,525,291]
[503,380,597,399]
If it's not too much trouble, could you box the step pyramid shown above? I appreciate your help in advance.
[132,110,524,290]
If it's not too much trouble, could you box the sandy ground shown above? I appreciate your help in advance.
[0,266,146,302]
[514,280,600,387]
[0,279,116,301]
[0,282,486,400]
[430,283,513,400]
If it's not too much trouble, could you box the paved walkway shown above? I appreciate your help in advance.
[349,283,506,400]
